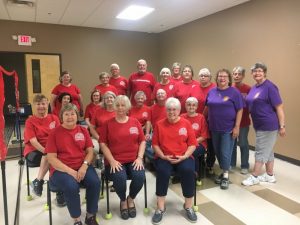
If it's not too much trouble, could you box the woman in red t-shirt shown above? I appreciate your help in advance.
[46,103,100,225]
[129,91,150,129]
[84,90,101,127]
[100,95,145,220]
[52,92,72,117]
[24,94,60,197]
[151,97,198,224]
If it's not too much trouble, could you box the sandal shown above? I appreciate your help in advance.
[127,196,136,218]
[120,201,129,220]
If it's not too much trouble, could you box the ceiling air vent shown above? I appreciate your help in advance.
[7,0,35,8]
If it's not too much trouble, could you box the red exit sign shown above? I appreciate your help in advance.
[18,35,32,46]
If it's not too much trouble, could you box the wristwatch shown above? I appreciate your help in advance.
[83,160,89,166]
[280,125,285,129]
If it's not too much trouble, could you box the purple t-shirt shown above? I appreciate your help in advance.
[206,86,244,132]
[246,79,282,131]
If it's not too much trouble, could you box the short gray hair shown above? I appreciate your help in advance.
[198,68,211,77]
[101,91,116,108]
[185,97,198,105]
[110,63,120,70]
[160,67,171,76]
[251,62,267,73]
[233,66,245,76]
[134,91,147,101]
[172,62,181,69]
[113,95,131,111]
[165,97,181,111]
[59,103,79,121]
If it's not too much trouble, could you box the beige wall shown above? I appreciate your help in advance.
[159,0,300,160]
[0,0,299,160]
[0,20,160,104]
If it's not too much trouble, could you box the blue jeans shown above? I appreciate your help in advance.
[206,138,216,168]
[231,126,250,169]
[106,163,145,201]
[145,139,155,162]
[50,166,100,218]
[211,131,235,171]
[155,157,195,198]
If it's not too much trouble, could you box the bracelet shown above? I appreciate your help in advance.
[280,125,285,129]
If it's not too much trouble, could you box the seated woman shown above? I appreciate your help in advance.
[151,97,198,224]
[46,103,100,225]
[52,92,72,117]
[24,94,60,197]
[99,95,146,220]
[181,97,209,183]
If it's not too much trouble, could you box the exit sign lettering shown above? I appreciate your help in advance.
[18,35,32,46]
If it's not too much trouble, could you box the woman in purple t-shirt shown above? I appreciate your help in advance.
[242,62,286,186]
[204,69,243,190]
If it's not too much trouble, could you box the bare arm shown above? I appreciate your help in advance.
[145,121,152,141]
[276,104,286,137]
[89,124,99,140]
[29,137,45,153]
[133,140,146,170]
[232,108,243,138]
[100,142,122,173]
[78,94,84,116]
[50,94,57,112]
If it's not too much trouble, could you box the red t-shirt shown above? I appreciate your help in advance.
[84,103,101,121]
[51,84,82,111]
[173,80,200,113]
[128,71,156,106]
[152,81,175,100]
[129,105,150,127]
[109,76,128,95]
[181,113,209,148]
[233,83,251,127]
[90,107,115,134]
[45,125,93,176]
[24,114,60,156]
[94,84,118,96]
[99,117,145,164]
[149,104,166,129]
[170,76,183,83]
[192,82,216,113]
[152,117,197,156]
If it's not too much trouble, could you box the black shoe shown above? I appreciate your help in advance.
[127,197,136,218]
[55,192,66,207]
[220,178,229,190]
[171,175,181,184]
[120,202,129,220]
[74,221,82,225]
[31,178,44,196]
[214,173,223,184]
[85,215,99,225]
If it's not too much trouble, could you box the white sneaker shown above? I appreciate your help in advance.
[242,175,259,186]
[240,168,249,175]
[258,173,276,183]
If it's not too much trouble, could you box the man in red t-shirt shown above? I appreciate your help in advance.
[128,59,156,106]
[109,63,128,95]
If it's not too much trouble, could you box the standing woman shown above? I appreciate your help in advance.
[242,63,285,186]
[46,103,100,225]
[173,65,201,113]
[99,95,146,220]
[50,71,84,116]
[84,90,101,127]
[204,69,243,190]
[24,94,60,197]
[129,91,150,130]
[152,67,175,100]
[151,97,198,224]
[94,72,118,96]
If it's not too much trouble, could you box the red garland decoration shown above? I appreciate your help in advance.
[0,66,19,161]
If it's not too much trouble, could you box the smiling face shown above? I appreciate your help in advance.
[217,71,230,89]
[61,95,71,106]
[252,68,266,84]
[62,109,77,128]
[185,101,198,114]
[100,74,110,85]
[182,67,193,82]
[34,98,48,117]
[233,70,244,84]
[92,91,101,103]
[137,60,147,74]
[61,73,71,85]
[135,94,145,107]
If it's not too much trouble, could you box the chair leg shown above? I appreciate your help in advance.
[26,163,33,201]
[193,174,199,212]
[47,181,53,225]
[100,172,105,199]
[143,177,149,214]
[105,176,112,219]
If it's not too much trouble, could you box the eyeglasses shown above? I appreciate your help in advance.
[252,69,264,73]
[218,75,229,78]
[233,72,242,76]
[199,75,210,78]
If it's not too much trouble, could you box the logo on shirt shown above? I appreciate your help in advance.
[254,92,260,99]
[169,85,174,90]
[179,128,187,136]
[129,127,139,134]
[223,96,229,101]
[49,121,56,129]
[192,85,196,88]
[192,123,199,130]
[75,132,85,141]
[142,112,148,118]
[120,81,126,87]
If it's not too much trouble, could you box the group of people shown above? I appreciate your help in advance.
[23,59,285,225]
